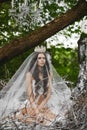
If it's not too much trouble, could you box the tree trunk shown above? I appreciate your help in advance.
[63,33,87,130]
[0,0,87,65]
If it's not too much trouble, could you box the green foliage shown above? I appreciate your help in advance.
[81,33,87,38]
[64,0,78,7]
[0,48,33,81]
[48,46,79,87]
[0,2,33,47]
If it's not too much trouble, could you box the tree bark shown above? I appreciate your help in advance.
[65,33,87,130]
[0,0,87,65]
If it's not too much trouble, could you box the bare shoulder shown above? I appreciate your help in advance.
[26,72,34,81]
[26,72,32,78]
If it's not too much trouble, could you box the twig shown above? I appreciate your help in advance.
[10,117,20,130]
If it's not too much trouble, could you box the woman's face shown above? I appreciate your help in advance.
[37,53,46,67]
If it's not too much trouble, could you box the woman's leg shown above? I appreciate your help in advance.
[13,107,37,124]
[39,107,56,126]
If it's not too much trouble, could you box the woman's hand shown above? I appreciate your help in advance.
[31,102,39,115]
[35,108,39,115]
[37,104,45,111]
[27,107,39,117]
[37,113,44,123]
[31,102,37,108]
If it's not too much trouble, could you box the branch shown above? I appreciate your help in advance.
[0,0,87,65]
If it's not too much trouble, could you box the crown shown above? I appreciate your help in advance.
[34,46,46,52]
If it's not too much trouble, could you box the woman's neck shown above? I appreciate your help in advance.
[39,66,43,72]
[38,67,44,80]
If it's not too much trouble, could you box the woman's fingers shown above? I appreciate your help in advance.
[36,113,44,123]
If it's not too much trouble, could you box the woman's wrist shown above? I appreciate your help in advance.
[31,102,37,108]
[38,104,43,110]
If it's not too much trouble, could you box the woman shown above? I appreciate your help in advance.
[0,46,71,126]
[15,51,56,125]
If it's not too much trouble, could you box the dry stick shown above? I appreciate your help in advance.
[48,103,70,128]
[12,116,35,130]
[10,117,20,130]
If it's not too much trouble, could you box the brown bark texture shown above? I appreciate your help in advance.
[65,34,87,130]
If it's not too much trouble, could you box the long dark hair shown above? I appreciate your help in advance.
[28,52,50,97]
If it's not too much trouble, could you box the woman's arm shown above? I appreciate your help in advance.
[38,73,52,109]
[26,72,35,105]
[38,81,51,110]
[26,72,40,115]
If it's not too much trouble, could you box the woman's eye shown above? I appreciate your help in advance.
[38,57,41,59]
[38,57,45,59]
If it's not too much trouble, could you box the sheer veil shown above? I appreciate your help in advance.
[0,50,72,121]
